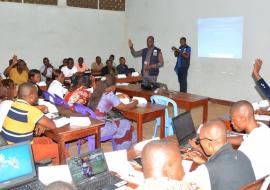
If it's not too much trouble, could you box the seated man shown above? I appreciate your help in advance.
[61,58,78,84]
[1,83,59,165]
[101,59,117,76]
[137,140,197,190]
[252,58,270,99]
[230,100,270,179]
[184,119,255,190]
[4,56,29,85]
[91,56,104,75]
[40,57,54,82]
[116,57,129,75]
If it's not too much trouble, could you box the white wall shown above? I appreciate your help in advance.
[1,1,270,102]
[0,2,127,70]
[126,0,270,102]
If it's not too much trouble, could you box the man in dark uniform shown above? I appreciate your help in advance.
[172,37,191,93]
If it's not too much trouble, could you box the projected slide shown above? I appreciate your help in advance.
[198,17,244,59]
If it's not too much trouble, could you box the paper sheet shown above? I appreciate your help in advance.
[70,117,91,127]
[38,99,58,113]
[131,72,139,77]
[252,100,269,110]
[53,117,70,128]
[117,74,127,78]
[134,137,160,152]
[38,165,72,185]
[104,150,144,185]
[255,114,270,121]
[116,83,129,86]
[132,97,147,106]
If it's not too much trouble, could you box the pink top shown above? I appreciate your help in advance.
[75,63,89,72]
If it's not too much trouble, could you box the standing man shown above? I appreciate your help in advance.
[172,37,191,92]
[128,36,164,82]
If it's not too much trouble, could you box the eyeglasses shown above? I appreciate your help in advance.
[195,137,213,145]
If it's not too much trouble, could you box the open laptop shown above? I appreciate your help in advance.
[66,149,126,190]
[0,142,45,190]
[172,111,197,147]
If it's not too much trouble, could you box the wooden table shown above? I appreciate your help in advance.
[120,103,166,142]
[116,76,143,84]
[44,107,104,164]
[116,84,209,123]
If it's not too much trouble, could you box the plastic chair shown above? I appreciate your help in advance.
[53,94,69,109]
[42,91,55,103]
[150,95,178,137]
[72,103,117,153]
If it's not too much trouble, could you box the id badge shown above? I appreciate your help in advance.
[153,49,158,56]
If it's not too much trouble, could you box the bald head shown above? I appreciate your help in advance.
[201,119,227,144]
[230,100,256,132]
[230,100,254,120]
[17,83,38,105]
[141,140,184,180]
[199,119,227,156]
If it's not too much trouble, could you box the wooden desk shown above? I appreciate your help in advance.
[120,103,166,142]
[116,84,209,123]
[116,76,143,84]
[44,107,104,164]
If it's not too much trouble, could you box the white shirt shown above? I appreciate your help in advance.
[0,71,6,79]
[136,177,198,190]
[40,65,53,81]
[184,164,211,190]
[238,122,270,179]
[61,66,77,78]
[48,80,67,99]
[0,100,13,132]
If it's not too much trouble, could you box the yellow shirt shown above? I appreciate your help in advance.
[9,68,28,85]
[2,99,44,144]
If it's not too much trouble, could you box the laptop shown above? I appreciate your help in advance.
[172,111,197,147]
[66,149,126,190]
[0,142,45,190]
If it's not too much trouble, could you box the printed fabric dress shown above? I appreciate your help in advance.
[95,91,136,150]
[64,86,91,107]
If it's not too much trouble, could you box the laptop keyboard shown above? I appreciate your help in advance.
[78,172,122,190]
[12,180,45,190]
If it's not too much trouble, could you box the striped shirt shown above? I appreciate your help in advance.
[2,99,44,144]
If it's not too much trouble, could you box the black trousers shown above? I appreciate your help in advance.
[177,67,188,93]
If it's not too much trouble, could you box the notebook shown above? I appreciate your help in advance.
[0,142,45,190]
[66,149,126,190]
[172,111,197,147]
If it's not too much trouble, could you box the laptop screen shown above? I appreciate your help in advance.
[0,142,36,188]
[172,112,197,145]
[67,149,108,185]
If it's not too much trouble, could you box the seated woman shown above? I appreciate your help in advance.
[88,75,138,150]
[48,69,67,99]
[0,79,17,101]
[28,69,43,97]
[64,75,94,107]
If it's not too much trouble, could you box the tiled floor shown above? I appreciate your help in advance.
[68,102,230,155]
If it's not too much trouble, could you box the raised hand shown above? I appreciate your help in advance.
[128,39,133,49]
[253,58,263,80]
